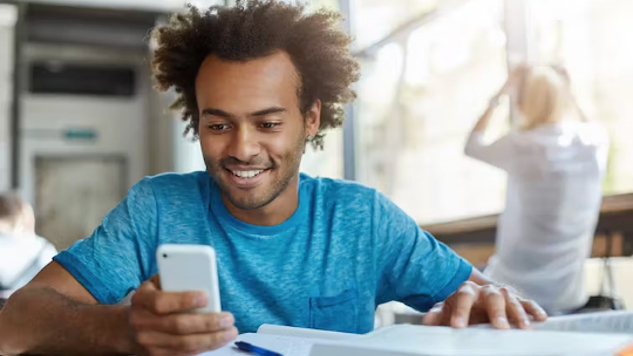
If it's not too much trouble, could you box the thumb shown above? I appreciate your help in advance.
[150,274,161,290]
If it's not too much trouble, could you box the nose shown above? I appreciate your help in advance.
[227,125,261,163]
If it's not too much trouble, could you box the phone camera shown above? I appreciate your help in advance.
[162,253,168,258]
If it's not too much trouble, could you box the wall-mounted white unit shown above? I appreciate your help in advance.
[19,42,151,249]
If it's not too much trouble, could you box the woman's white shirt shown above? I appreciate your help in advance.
[465,121,609,313]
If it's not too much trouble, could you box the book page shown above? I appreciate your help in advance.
[199,333,316,356]
[257,324,360,341]
[309,324,633,356]
[471,310,633,334]
[532,311,633,334]
[199,313,633,356]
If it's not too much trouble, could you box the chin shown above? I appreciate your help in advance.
[227,194,268,211]
[220,183,266,208]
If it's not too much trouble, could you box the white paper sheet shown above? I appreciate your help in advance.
[310,324,633,356]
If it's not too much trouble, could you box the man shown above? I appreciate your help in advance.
[0,192,57,299]
[0,1,547,355]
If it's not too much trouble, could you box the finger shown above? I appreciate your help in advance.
[137,327,238,354]
[132,311,235,335]
[137,278,159,293]
[481,285,510,329]
[144,347,195,356]
[145,345,217,356]
[143,347,174,356]
[520,299,548,322]
[131,280,159,309]
[151,274,162,289]
[163,312,234,335]
[133,287,208,314]
[422,303,445,326]
[465,307,491,325]
[450,282,479,328]
[501,288,529,329]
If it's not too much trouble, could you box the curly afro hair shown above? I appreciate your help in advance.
[151,0,360,150]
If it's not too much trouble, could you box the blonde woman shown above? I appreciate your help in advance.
[465,65,610,315]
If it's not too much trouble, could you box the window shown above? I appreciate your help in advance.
[352,0,437,49]
[355,0,508,224]
[300,0,344,179]
[300,131,344,179]
[308,0,339,11]
[529,0,633,196]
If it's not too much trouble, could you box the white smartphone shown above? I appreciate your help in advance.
[156,244,222,313]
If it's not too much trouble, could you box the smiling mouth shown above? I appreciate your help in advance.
[227,169,268,179]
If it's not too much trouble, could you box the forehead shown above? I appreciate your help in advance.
[195,51,301,112]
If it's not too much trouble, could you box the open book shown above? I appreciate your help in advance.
[201,325,359,356]
[472,310,633,334]
[310,324,633,356]
[531,310,633,334]
[203,312,633,356]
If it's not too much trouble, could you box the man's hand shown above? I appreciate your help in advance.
[422,281,547,330]
[128,276,238,356]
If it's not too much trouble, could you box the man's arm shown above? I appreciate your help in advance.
[0,262,237,356]
[0,262,137,356]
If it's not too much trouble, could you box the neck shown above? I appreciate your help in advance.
[222,174,300,226]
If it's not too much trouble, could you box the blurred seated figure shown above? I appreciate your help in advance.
[464,65,610,315]
[0,192,57,299]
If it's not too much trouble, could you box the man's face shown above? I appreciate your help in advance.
[195,51,320,211]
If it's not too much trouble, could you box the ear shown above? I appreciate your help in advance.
[304,99,321,138]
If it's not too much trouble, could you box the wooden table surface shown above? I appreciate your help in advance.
[421,193,633,257]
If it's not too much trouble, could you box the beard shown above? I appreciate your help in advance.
[203,132,306,211]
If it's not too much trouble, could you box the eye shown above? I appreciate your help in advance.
[209,124,229,131]
[261,122,279,129]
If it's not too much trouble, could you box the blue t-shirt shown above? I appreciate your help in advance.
[54,172,471,334]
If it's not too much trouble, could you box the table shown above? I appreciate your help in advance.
[421,194,633,263]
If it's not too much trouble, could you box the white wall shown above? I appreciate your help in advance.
[0,4,16,192]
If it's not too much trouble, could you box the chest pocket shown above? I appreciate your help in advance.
[309,288,358,333]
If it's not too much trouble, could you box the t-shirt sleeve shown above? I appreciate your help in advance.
[374,192,472,311]
[53,178,158,304]
[464,132,514,171]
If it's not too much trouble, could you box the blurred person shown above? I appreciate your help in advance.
[0,2,547,356]
[0,192,57,299]
[465,65,610,315]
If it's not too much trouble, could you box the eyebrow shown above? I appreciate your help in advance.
[200,107,287,119]
[251,107,286,117]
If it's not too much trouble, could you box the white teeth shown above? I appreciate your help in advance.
[232,170,264,178]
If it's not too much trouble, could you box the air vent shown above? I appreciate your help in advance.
[30,62,136,97]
